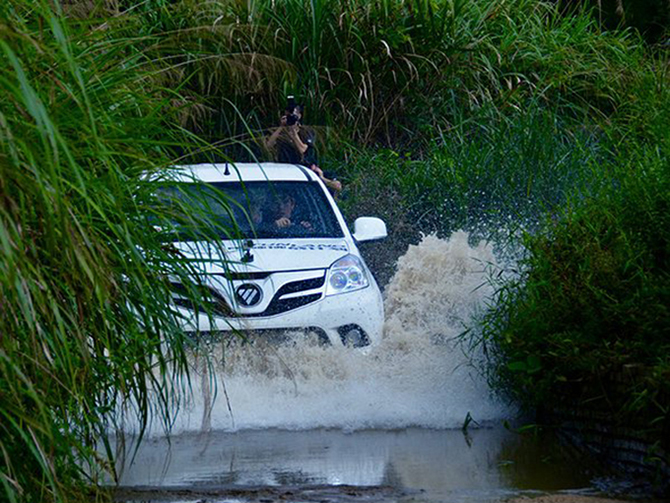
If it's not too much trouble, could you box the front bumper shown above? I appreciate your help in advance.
[175,281,384,347]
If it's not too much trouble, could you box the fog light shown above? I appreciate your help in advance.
[338,324,370,348]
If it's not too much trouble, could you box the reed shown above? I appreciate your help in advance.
[106,0,665,150]
[0,2,230,501]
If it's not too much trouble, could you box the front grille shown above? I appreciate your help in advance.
[170,282,234,316]
[274,275,325,296]
[172,273,325,318]
[245,275,325,317]
[214,271,272,281]
[173,298,233,316]
[260,293,321,316]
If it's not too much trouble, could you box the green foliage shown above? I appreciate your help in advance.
[479,151,670,436]
[86,0,666,151]
[0,2,228,501]
[339,102,604,239]
[558,0,670,43]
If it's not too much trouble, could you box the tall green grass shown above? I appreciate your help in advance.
[336,101,605,253]
[0,2,230,501]
[95,0,665,151]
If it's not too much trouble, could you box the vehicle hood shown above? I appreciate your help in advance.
[170,239,352,273]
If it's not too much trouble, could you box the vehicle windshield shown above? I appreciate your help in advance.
[155,180,344,241]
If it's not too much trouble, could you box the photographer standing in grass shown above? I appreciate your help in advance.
[266,97,342,195]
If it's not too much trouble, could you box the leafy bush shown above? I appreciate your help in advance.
[479,152,670,436]
[0,2,222,501]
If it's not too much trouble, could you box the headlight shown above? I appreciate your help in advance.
[325,254,369,296]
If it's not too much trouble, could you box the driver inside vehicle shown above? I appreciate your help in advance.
[273,193,312,230]
[248,195,266,226]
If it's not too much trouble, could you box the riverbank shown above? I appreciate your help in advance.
[507,496,663,503]
[114,486,667,503]
[114,484,410,503]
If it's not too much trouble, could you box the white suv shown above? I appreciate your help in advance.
[158,162,387,347]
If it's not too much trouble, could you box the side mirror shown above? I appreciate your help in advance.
[352,217,387,242]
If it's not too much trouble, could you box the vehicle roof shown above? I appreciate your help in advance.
[167,162,318,183]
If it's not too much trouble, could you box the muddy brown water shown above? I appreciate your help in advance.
[114,426,619,503]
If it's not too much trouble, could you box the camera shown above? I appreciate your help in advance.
[285,95,301,126]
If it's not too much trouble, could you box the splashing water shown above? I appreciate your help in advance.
[139,231,511,436]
